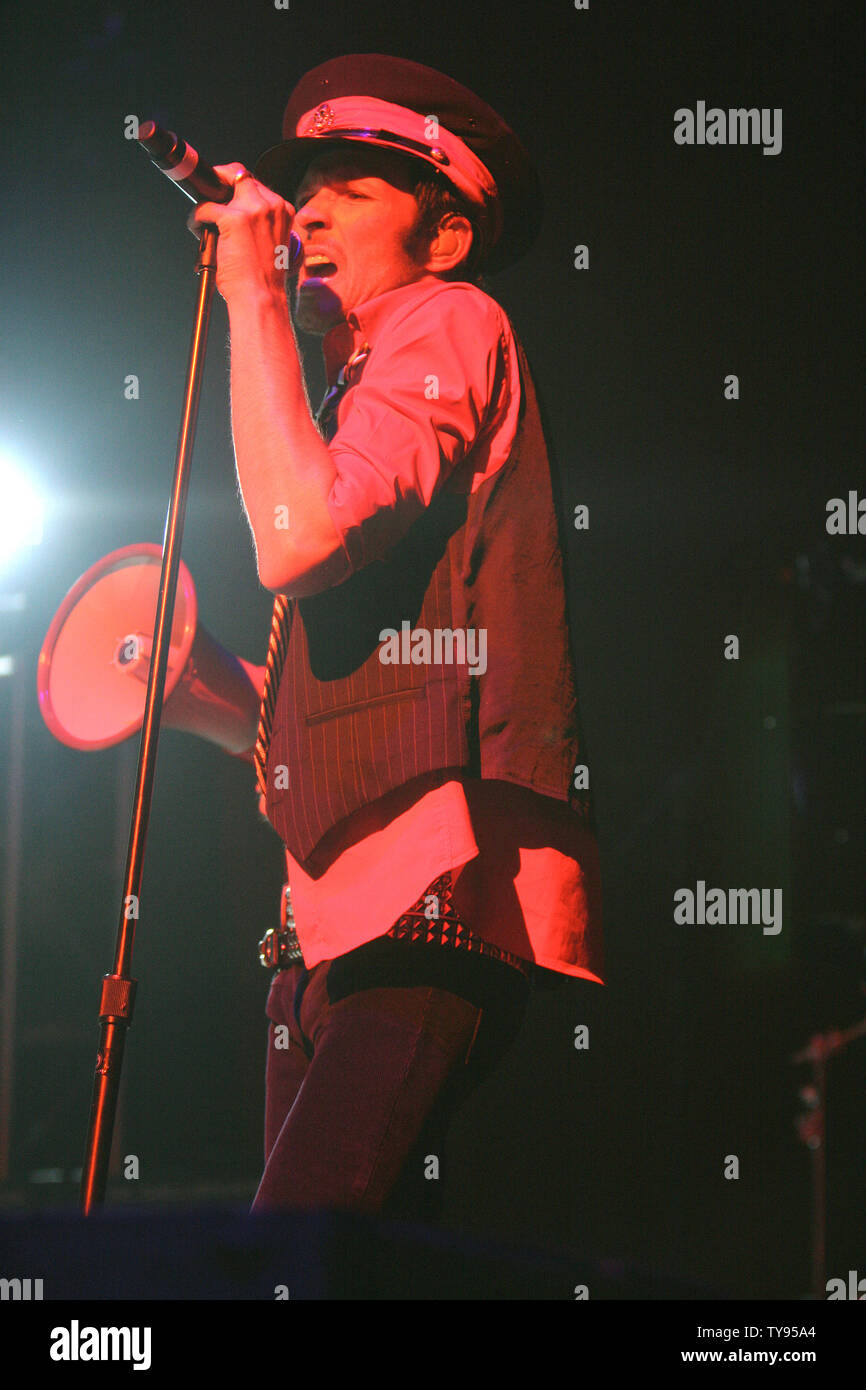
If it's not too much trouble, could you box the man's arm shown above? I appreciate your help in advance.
[225,287,353,595]
[192,165,350,596]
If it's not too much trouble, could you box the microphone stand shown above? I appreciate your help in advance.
[80,225,219,1214]
[792,1014,866,1298]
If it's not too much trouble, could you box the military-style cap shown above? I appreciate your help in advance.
[254,53,540,272]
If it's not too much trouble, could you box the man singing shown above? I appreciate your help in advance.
[193,54,604,1221]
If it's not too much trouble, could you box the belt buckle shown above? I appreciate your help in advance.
[258,927,284,970]
[259,882,304,969]
[258,925,303,970]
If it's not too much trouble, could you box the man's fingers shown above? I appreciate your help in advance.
[187,203,219,237]
[184,162,256,235]
[212,160,248,183]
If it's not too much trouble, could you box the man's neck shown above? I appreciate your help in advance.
[319,273,446,383]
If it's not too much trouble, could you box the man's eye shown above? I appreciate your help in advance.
[294,185,366,206]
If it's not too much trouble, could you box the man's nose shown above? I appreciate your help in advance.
[295,190,333,231]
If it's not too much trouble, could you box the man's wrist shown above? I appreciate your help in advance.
[227,283,295,333]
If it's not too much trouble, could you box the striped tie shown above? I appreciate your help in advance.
[253,341,371,800]
[253,592,292,797]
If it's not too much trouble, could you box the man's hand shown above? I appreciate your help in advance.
[188,163,296,304]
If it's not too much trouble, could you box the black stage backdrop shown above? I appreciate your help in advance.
[0,0,863,1302]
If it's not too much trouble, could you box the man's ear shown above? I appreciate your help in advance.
[423,215,474,274]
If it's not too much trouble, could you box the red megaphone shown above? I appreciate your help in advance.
[37,543,263,757]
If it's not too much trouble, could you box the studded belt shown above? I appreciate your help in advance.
[258,873,530,979]
[384,871,530,976]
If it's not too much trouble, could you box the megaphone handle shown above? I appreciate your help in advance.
[80,226,220,1216]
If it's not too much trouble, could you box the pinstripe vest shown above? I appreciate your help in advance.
[265,332,593,864]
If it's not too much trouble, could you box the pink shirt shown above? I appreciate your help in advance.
[281,276,604,984]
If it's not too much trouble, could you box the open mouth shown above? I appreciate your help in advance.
[303,256,338,281]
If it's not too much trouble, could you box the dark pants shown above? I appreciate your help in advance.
[251,935,530,1219]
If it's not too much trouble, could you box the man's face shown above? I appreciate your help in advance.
[291,146,431,334]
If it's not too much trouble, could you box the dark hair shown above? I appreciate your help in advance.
[404,169,486,282]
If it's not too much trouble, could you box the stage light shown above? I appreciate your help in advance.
[0,454,45,575]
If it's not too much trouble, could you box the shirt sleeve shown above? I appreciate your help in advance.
[325,283,520,571]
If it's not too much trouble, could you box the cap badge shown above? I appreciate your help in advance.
[304,104,336,136]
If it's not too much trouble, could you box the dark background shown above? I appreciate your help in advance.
[0,0,862,1298]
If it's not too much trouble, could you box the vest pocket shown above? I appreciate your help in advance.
[304,684,425,727]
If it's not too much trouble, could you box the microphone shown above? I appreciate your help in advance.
[136,120,303,271]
